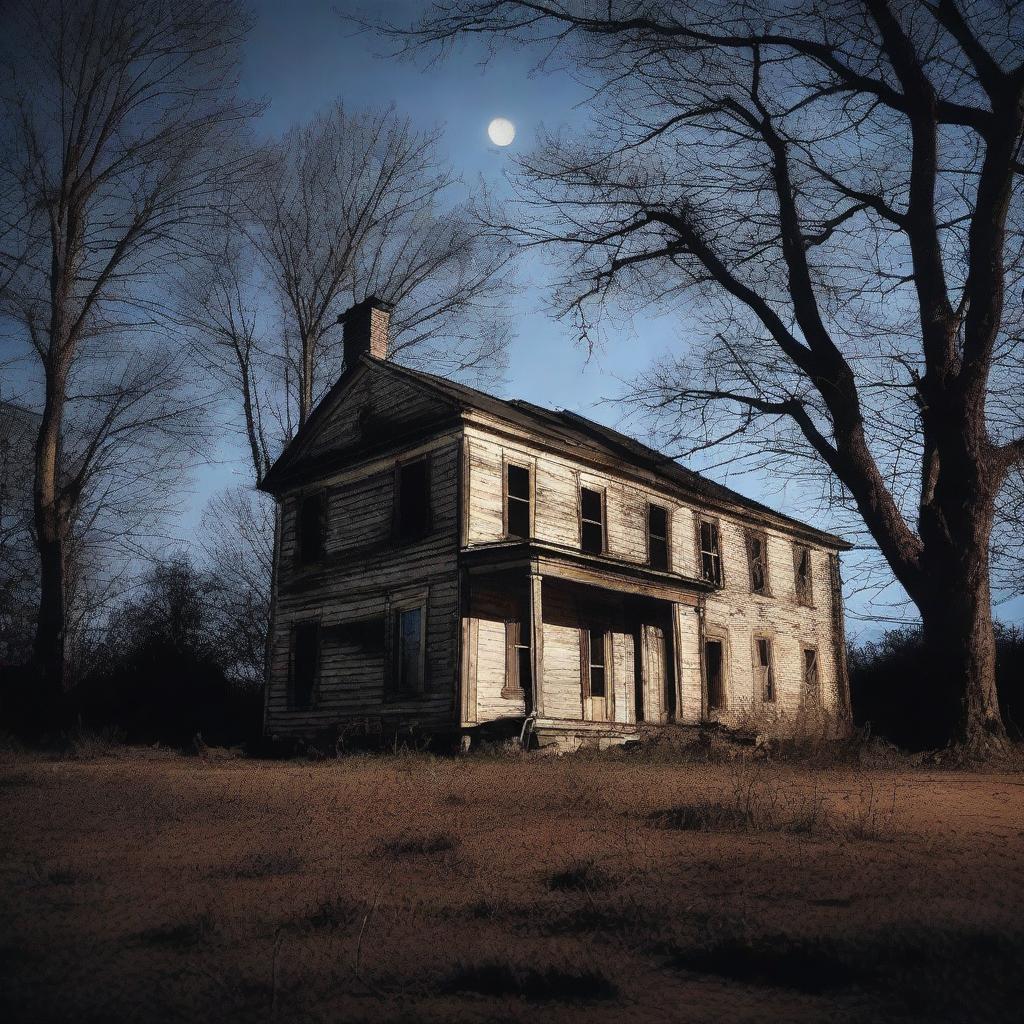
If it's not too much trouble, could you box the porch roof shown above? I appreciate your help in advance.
[460,539,712,606]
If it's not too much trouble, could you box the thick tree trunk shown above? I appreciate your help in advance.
[915,552,1004,753]
[31,373,70,719]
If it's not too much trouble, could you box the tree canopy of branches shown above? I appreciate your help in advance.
[394,0,1024,750]
[0,0,259,708]
[180,103,513,482]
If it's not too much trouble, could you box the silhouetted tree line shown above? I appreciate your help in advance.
[2,557,263,747]
[850,625,1024,750]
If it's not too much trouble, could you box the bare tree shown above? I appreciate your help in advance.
[392,1,1024,749]
[0,0,259,707]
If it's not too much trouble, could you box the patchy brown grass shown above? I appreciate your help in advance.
[0,751,1022,1022]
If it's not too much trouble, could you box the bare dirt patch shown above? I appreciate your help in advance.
[0,753,1022,1022]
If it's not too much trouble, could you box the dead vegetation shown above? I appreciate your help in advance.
[0,751,1021,1023]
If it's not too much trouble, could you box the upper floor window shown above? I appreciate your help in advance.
[296,491,325,565]
[580,486,604,554]
[647,503,669,571]
[506,463,531,538]
[794,544,813,605]
[698,518,722,585]
[745,529,770,595]
[396,458,430,540]
[755,636,776,702]
[290,620,320,709]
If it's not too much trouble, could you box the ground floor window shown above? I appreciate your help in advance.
[290,620,320,709]
[704,637,725,711]
[582,628,608,698]
[392,604,425,696]
[802,647,820,704]
[503,620,532,701]
[755,636,776,702]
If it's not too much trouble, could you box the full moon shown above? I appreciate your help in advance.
[487,117,516,147]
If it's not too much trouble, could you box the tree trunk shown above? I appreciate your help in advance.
[915,553,1004,753]
[31,372,70,719]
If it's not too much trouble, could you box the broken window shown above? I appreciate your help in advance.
[794,544,813,605]
[580,487,604,554]
[745,529,770,595]
[704,638,725,711]
[755,636,775,702]
[393,605,424,695]
[648,503,669,570]
[583,628,608,698]
[698,518,722,585]
[396,458,430,540]
[290,620,320,709]
[506,463,531,539]
[803,647,820,704]
[296,491,325,565]
[503,620,532,700]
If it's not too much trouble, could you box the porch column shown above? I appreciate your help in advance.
[529,572,545,717]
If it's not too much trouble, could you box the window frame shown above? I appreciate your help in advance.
[578,484,606,555]
[646,502,671,571]
[502,456,534,540]
[387,591,428,699]
[580,627,610,699]
[393,455,432,542]
[745,528,771,596]
[802,645,821,705]
[295,489,326,567]
[753,633,776,703]
[702,626,729,714]
[289,618,321,710]
[793,543,814,606]
[502,619,532,699]
[696,516,723,586]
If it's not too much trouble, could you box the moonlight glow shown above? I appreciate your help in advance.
[487,117,516,146]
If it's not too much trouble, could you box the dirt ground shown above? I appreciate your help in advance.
[1,748,1023,1023]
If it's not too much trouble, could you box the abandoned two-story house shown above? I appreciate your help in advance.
[258,298,852,749]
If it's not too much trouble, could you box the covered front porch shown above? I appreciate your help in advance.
[458,540,710,746]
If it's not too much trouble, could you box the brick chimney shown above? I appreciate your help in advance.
[339,296,391,367]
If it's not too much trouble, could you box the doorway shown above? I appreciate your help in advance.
[704,638,726,714]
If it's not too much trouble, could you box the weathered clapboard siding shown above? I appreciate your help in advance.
[266,438,461,737]
[463,423,842,729]
[303,363,455,459]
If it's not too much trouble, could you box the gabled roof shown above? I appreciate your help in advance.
[261,356,851,550]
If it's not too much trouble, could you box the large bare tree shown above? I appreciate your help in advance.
[393,1,1024,749]
[0,0,258,707]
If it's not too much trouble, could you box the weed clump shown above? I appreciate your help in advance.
[382,831,459,857]
[216,850,303,879]
[548,859,619,892]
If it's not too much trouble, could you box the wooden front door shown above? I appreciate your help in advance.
[640,623,667,724]
[582,628,611,721]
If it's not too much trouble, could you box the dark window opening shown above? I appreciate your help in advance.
[397,459,430,540]
[585,628,607,698]
[746,529,769,594]
[699,519,722,585]
[794,544,813,605]
[506,463,531,538]
[297,492,325,565]
[705,638,725,711]
[394,606,424,694]
[291,621,320,709]
[580,487,604,553]
[756,636,775,702]
[803,647,820,703]
[504,620,532,706]
[648,504,669,570]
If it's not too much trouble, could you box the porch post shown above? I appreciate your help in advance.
[529,572,545,718]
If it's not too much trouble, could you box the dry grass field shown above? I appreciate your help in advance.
[1,746,1023,1023]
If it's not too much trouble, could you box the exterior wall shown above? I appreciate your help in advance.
[463,425,844,728]
[265,368,463,738]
